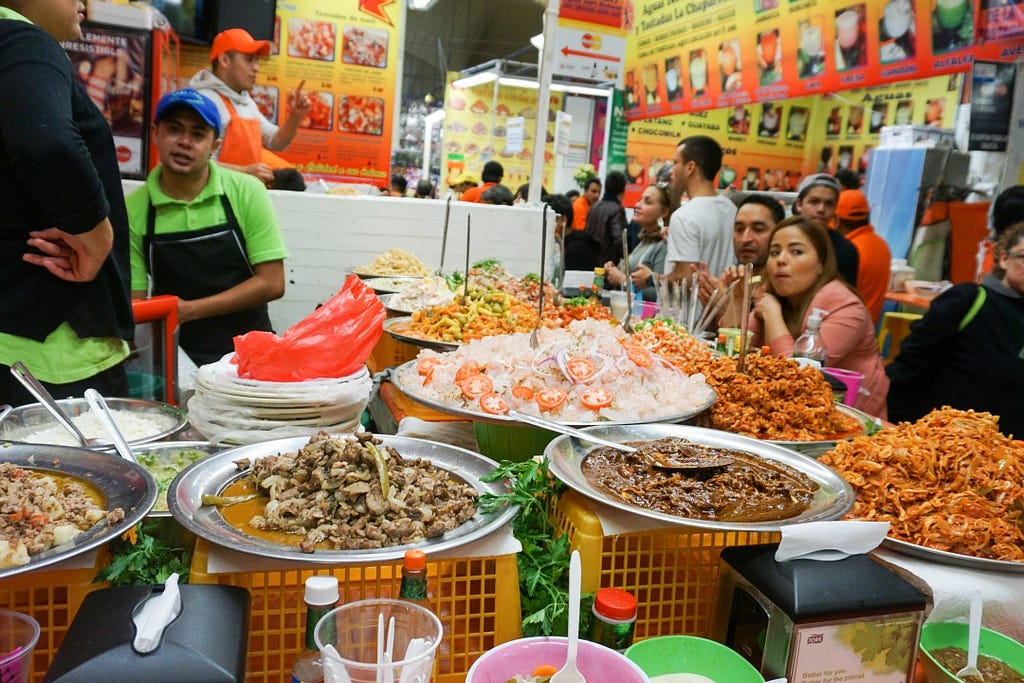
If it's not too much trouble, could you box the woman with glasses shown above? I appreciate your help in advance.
[887,222,1024,436]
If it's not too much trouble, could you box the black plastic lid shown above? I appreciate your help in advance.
[721,544,927,621]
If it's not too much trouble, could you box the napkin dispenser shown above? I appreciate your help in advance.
[710,543,927,683]
[45,584,250,683]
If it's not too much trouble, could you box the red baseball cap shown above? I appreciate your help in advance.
[836,189,871,222]
[210,28,271,61]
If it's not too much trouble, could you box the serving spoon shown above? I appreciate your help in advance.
[84,388,138,464]
[9,362,102,447]
[956,593,983,682]
[506,410,733,471]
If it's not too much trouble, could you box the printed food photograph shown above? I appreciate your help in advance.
[250,85,278,122]
[287,18,336,61]
[342,25,389,68]
[338,95,385,135]
[300,90,333,131]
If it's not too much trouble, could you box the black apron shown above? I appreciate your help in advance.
[143,194,272,366]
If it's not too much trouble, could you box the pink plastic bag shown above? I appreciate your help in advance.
[233,275,385,381]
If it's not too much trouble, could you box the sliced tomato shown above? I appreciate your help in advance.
[455,360,481,382]
[535,387,568,412]
[580,387,614,410]
[565,357,596,383]
[479,392,510,415]
[511,385,535,400]
[623,344,653,368]
[459,373,493,399]
[417,356,441,376]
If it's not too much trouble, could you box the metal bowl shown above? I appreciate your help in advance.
[132,440,220,517]
[0,397,188,450]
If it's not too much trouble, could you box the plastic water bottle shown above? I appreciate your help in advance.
[793,308,827,369]
[632,291,645,319]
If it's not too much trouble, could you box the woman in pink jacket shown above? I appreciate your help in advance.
[745,216,888,417]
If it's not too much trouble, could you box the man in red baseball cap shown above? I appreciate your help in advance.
[836,189,891,323]
[189,28,310,185]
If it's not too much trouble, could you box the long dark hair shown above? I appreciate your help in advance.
[637,184,670,241]
[766,216,842,338]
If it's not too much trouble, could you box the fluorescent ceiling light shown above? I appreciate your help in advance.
[553,84,612,97]
[452,69,499,89]
[425,109,446,125]
[498,77,539,89]
[408,0,439,9]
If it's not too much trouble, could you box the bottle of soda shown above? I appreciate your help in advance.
[291,575,340,683]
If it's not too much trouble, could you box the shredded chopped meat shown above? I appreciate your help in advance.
[239,432,479,552]
[0,462,121,568]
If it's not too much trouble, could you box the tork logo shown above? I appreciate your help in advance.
[807,633,824,644]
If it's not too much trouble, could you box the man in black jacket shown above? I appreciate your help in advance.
[584,171,628,269]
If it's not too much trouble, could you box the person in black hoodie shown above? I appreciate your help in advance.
[584,171,628,269]
[0,0,134,405]
[887,222,1024,436]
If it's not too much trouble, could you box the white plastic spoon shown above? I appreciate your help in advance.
[549,550,585,683]
[956,593,983,681]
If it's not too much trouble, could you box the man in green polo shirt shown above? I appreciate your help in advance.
[126,89,288,366]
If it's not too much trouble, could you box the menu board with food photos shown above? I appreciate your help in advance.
[176,0,400,186]
[624,0,1014,120]
[442,74,564,193]
[622,74,956,205]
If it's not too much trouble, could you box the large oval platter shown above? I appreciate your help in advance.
[362,276,425,293]
[379,293,417,316]
[880,537,1024,574]
[544,423,854,531]
[766,404,880,457]
[0,443,157,579]
[168,434,518,564]
[383,316,459,351]
[392,359,717,428]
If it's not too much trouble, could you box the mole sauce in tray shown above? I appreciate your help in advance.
[581,437,819,522]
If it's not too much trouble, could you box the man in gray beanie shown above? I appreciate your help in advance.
[793,173,859,286]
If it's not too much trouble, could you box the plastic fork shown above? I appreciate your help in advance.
[956,593,983,682]
[549,550,584,683]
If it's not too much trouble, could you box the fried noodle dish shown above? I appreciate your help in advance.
[0,463,124,568]
[631,319,862,440]
[820,407,1024,562]
[230,432,478,552]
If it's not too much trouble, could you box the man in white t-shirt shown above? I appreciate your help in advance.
[663,135,738,283]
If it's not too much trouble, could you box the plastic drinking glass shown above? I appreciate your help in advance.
[0,610,40,683]
[822,368,864,405]
[315,598,442,683]
[608,290,629,320]
[836,10,860,49]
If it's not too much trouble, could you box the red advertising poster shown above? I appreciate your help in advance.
[624,0,1013,119]
[177,0,400,187]
[559,0,631,29]
[64,23,152,179]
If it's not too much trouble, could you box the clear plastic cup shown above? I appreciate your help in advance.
[608,290,629,320]
[0,610,40,683]
[315,598,442,683]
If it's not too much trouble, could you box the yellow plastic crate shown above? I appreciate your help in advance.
[552,490,779,640]
[189,539,522,683]
[0,551,109,683]
[366,316,420,374]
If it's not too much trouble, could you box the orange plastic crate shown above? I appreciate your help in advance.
[0,551,109,683]
[552,490,780,640]
[366,321,420,374]
[189,539,522,683]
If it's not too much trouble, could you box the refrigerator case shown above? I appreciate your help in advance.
[63,22,152,180]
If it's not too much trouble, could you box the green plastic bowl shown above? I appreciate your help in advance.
[473,421,557,462]
[626,635,765,682]
[919,622,1024,682]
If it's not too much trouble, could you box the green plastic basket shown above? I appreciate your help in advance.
[919,622,1024,683]
[626,635,765,682]
[473,422,558,462]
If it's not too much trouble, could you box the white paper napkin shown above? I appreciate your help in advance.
[132,572,182,653]
[775,521,890,562]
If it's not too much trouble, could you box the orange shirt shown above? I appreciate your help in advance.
[460,182,495,203]
[846,223,891,323]
[571,195,591,230]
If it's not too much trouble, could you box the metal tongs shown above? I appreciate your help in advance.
[737,262,755,373]
[460,215,471,305]
[530,205,548,349]
[84,388,138,463]
[9,361,99,447]
[436,196,452,276]
[621,233,634,333]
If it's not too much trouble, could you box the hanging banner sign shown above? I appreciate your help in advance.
[624,0,1013,120]
[177,0,400,186]
[441,74,563,192]
[559,0,631,28]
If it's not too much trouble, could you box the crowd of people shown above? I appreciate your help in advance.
[1,4,1019,435]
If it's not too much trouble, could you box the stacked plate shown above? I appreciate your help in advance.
[187,357,373,444]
